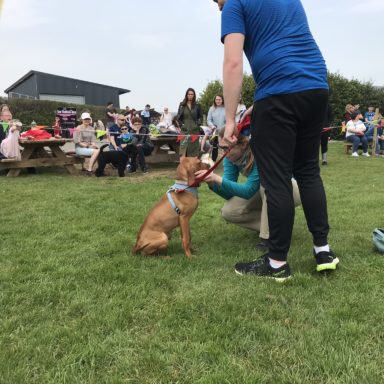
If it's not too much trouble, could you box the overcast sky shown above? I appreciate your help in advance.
[1,0,383,112]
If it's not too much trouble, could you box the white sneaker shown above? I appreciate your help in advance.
[351,152,359,157]
[362,152,370,157]
[160,145,170,151]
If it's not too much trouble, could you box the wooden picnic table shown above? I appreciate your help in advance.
[0,138,83,176]
[146,135,180,163]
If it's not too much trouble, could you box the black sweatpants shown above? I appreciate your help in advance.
[321,130,331,154]
[250,89,330,261]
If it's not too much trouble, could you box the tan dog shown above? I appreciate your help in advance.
[133,157,209,257]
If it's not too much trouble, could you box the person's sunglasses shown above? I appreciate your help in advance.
[118,118,125,121]
[121,128,128,131]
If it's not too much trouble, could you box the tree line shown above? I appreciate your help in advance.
[198,72,384,140]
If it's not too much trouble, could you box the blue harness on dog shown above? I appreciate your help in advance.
[166,182,198,215]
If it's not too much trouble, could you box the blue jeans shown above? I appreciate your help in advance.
[365,128,381,154]
[347,134,368,153]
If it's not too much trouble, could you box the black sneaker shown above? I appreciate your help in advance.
[255,238,269,250]
[313,249,339,272]
[141,167,149,174]
[234,254,292,282]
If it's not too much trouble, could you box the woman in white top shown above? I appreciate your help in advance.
[346,111,369,157]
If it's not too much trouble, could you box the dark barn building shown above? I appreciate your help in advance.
[4,70,130,107]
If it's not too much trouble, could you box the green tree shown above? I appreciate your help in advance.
[198,73,256,117]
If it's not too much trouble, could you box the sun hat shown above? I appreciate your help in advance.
[372,228,384,253]
[80,112,91,120]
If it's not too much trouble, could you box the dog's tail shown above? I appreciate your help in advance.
[100,144,109,152]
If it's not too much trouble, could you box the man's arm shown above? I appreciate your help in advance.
[223,32,245,145]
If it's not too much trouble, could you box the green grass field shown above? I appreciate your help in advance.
[1,142,383,384]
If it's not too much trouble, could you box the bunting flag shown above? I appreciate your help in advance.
[68,128,75,137]
[96,130,107,139]
[190,135,200,143]
[1,122,9,133]
[176,134,185,142]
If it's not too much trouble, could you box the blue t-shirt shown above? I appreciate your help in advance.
[364,111,375,122]
[221,0,328,101]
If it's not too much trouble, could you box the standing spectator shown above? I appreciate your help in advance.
[346,111,369,157]
[177,87,202,157]
[204,95,226,161]
[105,101,117,129]
[124,106,131,117]
[320,104,333,165]
[364,106,375,124]
[129,116,153,173]
[235,94,246,123]
[93,118,106,140]
[52,116,61,138]
[364,106,376,138]
[127,108,137,128]
[213,0,337,279]
[141,104,151,127]
[73,112,100,175]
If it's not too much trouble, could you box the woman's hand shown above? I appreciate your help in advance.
[195,170,222,187]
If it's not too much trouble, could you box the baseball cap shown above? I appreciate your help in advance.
[81,112,91,120]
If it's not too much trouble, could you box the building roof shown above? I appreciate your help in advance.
[4,70,130,95]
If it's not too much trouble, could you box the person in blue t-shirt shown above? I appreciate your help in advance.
[212,0,338,280]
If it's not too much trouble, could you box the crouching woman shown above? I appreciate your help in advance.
[195,129,301,248]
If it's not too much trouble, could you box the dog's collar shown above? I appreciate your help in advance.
[166,182,198,215]
[168,182,198,196]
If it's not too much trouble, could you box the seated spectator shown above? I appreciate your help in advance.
[108,114,128,151]
[195,128,301,249]
[0,105,13,145]
[73,112,100,175]
[158,107,173,131]
[346,110,369,157]
[129,116,154,173]
[158,116,181,152]
[0,119,22,160]
[107,114,138,170]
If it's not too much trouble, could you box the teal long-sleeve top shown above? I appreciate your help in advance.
[211,157,260,200]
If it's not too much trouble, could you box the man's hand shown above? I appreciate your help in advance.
[223,121,238,146]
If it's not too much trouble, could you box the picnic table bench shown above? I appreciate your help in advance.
[0,138,83,176]
[146,136,180,164]
[344,139,373,154]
